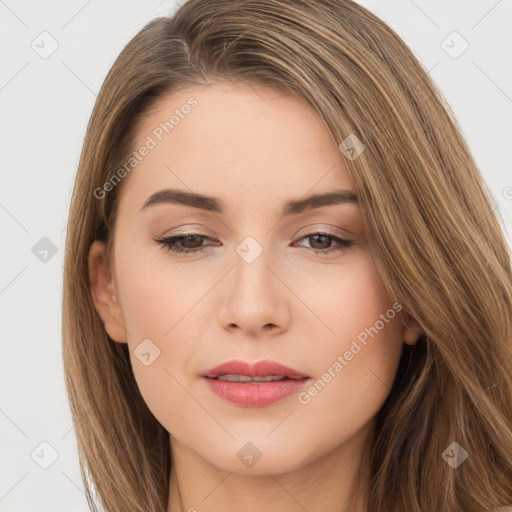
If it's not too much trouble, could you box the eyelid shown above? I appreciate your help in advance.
[157,222,356,239]
[293,222,353,239]
[159,225,351,242]
[159,224,215,238]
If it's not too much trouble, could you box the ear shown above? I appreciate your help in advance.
[401,312,422,346]
[88,240,128,343]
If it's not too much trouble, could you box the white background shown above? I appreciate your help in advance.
[0,1,511,510]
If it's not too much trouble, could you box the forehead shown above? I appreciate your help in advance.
[119,82,355,214]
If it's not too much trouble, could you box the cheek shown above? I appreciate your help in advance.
[296,252,403,431]
[293,326,403,464]
[313,249,401,346]
[113,250,213,428]
[116,246,211,338]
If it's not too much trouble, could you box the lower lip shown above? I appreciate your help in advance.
[203,377,310,407]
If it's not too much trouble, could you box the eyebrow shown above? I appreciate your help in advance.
[140,188,358,216]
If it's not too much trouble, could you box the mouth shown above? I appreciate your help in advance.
[201,359,310,380]
[201,359,311,407]
[208,374,303,382]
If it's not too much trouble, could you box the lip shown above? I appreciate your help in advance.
[201,359,310,380]
[201,359,311,407]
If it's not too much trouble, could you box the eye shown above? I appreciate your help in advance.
[292,231,353,255]
[153,233,213,254]
[153,231,353,255]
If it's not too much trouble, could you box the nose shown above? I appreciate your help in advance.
[217,239,291,337]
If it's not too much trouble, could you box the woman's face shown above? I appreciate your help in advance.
[89,82,419,475]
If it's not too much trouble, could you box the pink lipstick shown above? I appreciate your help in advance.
[201,359,310,407]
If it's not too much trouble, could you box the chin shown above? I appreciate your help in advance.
[203,438,315,476]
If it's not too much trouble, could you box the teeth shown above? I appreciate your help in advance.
[215,374,286,382]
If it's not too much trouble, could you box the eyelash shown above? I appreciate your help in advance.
[153,231,353,256]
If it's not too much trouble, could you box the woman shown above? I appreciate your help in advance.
[62,0,512,510]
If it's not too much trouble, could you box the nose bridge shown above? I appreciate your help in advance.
[217,232,290,333]
[232,233,277,299]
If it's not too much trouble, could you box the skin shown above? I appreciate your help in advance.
[89,82,421,512]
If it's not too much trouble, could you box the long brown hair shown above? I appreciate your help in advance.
[62,1,512,510]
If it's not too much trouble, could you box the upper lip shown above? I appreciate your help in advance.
[201,359,310,380]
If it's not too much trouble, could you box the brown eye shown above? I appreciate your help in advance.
[293,231,353,255]
[153,231,353,256]
[308,234,333,250]
[154,234,212,254]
